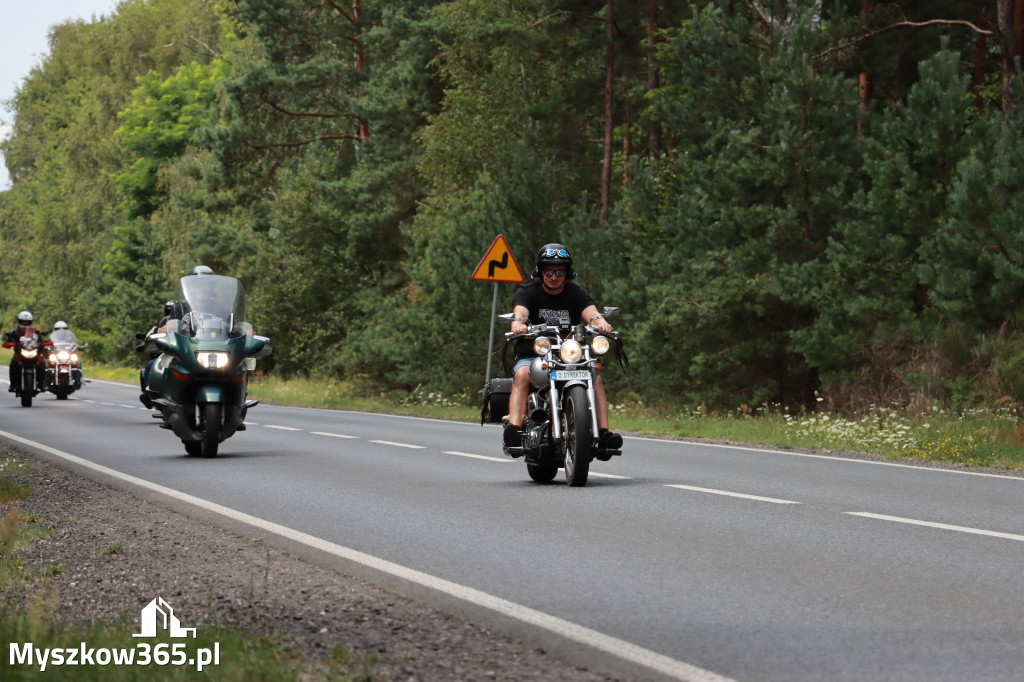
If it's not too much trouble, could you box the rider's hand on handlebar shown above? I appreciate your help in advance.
[511,319,528,336]
[591,317,614,335]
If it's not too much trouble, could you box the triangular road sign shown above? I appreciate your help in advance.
[472,235,525,283]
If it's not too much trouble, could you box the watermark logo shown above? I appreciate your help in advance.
[133,597,196,638]
[9,596,219,672]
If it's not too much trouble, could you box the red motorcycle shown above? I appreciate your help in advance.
[3,328,52,407]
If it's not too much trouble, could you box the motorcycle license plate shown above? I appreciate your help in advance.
[553,370,590,381]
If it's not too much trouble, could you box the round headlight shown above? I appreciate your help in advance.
[533,337,551,355]
[560,339,583,364]
[591,336,611,356]
[57,350,71,362]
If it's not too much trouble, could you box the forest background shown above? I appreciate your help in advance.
[1,0,1023,415]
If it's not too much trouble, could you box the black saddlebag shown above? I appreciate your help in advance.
[481,378,514,424]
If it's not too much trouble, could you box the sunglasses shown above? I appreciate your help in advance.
[543,248,569,257]
[542,269,567,278]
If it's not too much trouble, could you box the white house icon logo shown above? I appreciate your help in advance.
[132,597,197,638]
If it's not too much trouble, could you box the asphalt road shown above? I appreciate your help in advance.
[2,378,1024,682]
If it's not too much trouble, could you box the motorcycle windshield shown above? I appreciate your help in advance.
[49,329,78,348]
[174,275,246,340]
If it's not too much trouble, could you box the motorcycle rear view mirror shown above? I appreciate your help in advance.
[601,306,619,317]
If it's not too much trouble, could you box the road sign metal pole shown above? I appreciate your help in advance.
[485,282,499,383]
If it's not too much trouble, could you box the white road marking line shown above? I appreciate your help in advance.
[590,472,630,479]
[370,440,426,449]
[666,484,800,505]
[264,425,301,431]
[311,431,358,439]
[445,451,512,463]
[846,512,1024,543]
[0,428,736,682]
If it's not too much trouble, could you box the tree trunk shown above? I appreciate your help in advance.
[973,31,988,111]
[600,0,614,223]
[354,0,369,141]
[646,2,661,157]
[998,0,1021,114]
[857,4,872,132]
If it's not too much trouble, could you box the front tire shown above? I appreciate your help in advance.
[562,385,592,487]
[200,403,221,458]
[20,392,31,408]
[527,462,559,483]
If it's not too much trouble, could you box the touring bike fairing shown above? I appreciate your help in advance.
[145,274,271,457]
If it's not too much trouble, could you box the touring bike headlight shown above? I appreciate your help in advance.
[591,336,611,356]
[559,338,583,364]
[197,351,230,369]
[56,350,71,363]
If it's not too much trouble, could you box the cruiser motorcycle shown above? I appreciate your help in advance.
[46,328,86,400]
[485,307,624,487]
[3,329,51,408]
[142,273,271,458]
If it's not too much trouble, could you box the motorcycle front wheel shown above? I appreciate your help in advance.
[200,403,221,458]
[527,462,559,483]
[562,385,592,487]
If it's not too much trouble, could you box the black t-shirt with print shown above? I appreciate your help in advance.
[510,278,596,358]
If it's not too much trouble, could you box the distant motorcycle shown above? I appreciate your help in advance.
[3,329,51,408]
[483,307,624,486]
[143,273,271,457]
[46,327,87,400]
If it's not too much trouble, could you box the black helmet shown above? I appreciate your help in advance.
[187,265,214,276]
[17,311,32,327]
[532,243,576,280]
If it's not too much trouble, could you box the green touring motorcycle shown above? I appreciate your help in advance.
[144,273,271,458]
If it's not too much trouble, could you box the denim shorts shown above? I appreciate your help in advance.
[513,357,533,376]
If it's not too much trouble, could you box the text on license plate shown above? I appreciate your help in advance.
[553,370,590,381]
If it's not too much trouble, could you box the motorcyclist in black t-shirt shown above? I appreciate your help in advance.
[504,243,623,454]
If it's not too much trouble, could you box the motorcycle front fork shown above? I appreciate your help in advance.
[546,376,599,442]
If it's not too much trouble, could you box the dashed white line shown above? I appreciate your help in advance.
[590,472,630,479]
[311,431,358,439]
[445,451,512,463]
[370,440,426,449]
[264,425,301,431]
[666,484,800,505]
[845,512,1024,543]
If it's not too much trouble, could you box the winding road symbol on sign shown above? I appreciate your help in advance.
[472,235,524,283]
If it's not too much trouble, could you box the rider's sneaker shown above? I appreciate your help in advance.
[503,424,524,458]
[7,385,14,393]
